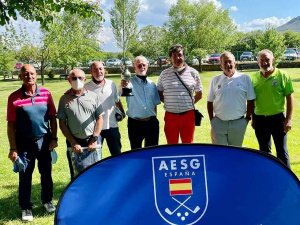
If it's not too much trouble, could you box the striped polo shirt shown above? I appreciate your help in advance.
[157,66,202,113]
[7,85,56,138]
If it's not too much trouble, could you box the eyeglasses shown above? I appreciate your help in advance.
[137,64,147,69]
[71,76,84,81]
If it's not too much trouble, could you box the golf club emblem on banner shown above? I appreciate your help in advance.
[152,155,208,225]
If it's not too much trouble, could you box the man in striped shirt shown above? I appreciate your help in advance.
[157,44,203,144]
[7,64,58,221]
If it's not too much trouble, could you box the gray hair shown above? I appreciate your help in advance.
[257,49,274,60]
[90,61,105,70]
[133,55,148,65]
[220,51,235,62]
[68,68,85,78]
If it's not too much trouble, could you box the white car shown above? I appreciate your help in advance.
[106,58,122,67]
[283,49,298,60]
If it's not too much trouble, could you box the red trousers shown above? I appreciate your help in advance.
[164,110,195,144]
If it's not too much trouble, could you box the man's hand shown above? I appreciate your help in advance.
[284,118,292,133]
[121,79,129,88]
[72,144,83,154]
[8,150,18,162]
[49,139,58,150]
[87,140,97,151]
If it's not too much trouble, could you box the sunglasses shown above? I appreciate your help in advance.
[137,64,147,69]
[71,76,84,81]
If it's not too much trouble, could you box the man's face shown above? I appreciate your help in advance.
[91,62,105,81]
[68,69,86,91]
[171,49,185,68]
[134,59,148,76]
[20,65,37,86]
[220,54,236,76]
[258,53,274,73]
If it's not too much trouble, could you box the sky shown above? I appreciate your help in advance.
[99,0,300,52]
[1,0,299,53]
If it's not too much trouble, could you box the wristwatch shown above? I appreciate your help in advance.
[89,135,98,143]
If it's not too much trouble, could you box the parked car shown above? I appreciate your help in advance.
[201,55,210,64]
[187,57,199,66]
[15,62,23,69]
[157,56,169,66]
[240,52,254,61]
[283,49,298,60]
[286,48,300,58]
[121,58,133,67]
[208,53,221,64]
[105,58,122,67]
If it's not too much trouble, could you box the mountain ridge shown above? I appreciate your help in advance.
[277,16,300,32]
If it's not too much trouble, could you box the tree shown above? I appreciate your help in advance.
[230,30,262,59]
[0,45,15,78]
[165,0,237,58]
[44,12,103,75]
[283,31,300,49]
[255,27,285,64]
[110,0,139,61]
[129,25,166,59]
[0,0,103,28]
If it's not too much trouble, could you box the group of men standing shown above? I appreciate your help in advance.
[6,44,294,221]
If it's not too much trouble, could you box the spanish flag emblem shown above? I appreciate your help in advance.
[169,178,193,195]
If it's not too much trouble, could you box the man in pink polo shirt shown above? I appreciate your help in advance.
[7,64,58,221]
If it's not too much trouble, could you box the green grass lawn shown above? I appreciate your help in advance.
[0,68,299,224]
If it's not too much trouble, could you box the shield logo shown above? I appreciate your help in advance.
[152,155,208,225]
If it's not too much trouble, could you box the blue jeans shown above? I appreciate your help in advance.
[66,137,102,179]
[100,127,122,156]
[17,135,53,210]
[253,113,290,168]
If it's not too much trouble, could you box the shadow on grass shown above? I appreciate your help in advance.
[0,181,68,223]
[292,78,300,82]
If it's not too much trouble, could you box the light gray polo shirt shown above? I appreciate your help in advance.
[57,89,104,139]
[85,79,119,130]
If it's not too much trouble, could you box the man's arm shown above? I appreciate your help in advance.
[158,90,164,102]
[194,91,202,104]
[49,116,58,150]
[246,99,254,121]
[207,101,214,120]
[88,115,103,149]
[115,100,125,115]
[284,93,293,133]
[7,121,18,161]
[59,119,82,153]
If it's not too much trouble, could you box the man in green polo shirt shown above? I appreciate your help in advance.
[251,49,294,168]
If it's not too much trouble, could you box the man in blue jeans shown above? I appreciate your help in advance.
[7,64,58,221]
[57,68,104,179]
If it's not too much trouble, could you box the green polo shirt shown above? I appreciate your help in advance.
[251,68,294,116]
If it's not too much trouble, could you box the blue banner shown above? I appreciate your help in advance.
[55,144,300,225]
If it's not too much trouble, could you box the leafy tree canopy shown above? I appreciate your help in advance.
[0,0,103,28]
[165,0,237,58]
[255,26,285,64]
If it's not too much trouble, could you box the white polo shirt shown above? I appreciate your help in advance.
[207,72,255,121]
[85,79,119,130]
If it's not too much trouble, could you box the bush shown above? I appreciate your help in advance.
[47,70,55,79]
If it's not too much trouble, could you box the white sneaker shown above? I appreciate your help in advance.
[44,201,56,213]
[22,209,33,222]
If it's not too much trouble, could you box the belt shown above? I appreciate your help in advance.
[168,110,193,115]
[254,113,283,118]
[131,116,154,122]
[26,135,45,142]
[218,116,244,121]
